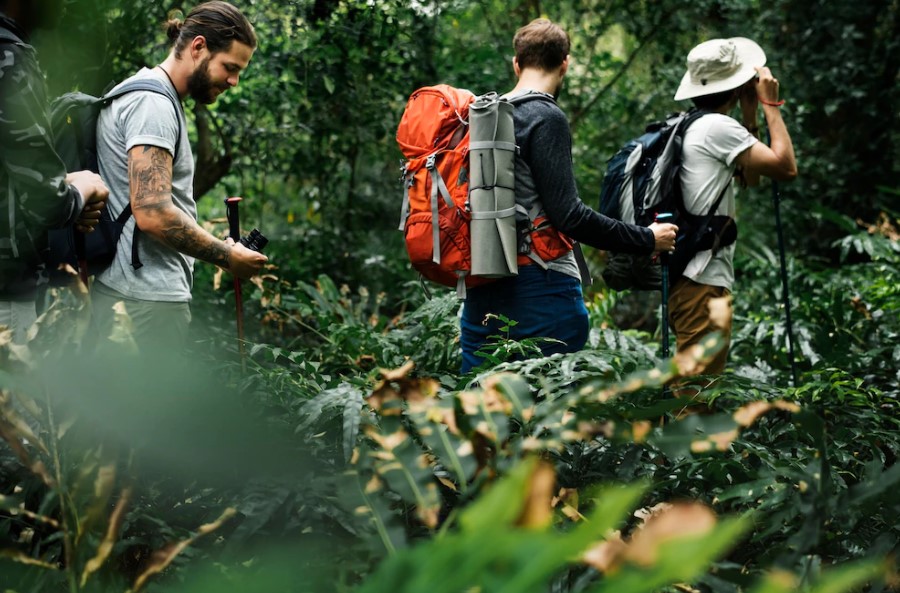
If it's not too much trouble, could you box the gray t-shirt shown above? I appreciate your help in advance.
[680,113,757,290]
[96,67,196,302]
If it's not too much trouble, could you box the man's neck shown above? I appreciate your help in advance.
[158,54,189,99]
[511,67,560,97]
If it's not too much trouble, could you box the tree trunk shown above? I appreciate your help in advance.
[192,103,233,201]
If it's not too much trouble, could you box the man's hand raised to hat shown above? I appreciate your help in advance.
[754,66,781,106]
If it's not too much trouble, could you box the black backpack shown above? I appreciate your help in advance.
[46,79,182,281]
[598,109,737,291]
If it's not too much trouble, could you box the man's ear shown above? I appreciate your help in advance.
[560,55,570,77]
[512,56,521,77]
[189,35,207,60]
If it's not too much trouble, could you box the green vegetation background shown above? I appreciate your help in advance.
[1,0,897,592]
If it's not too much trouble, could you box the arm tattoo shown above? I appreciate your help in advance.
[128,146,231,268]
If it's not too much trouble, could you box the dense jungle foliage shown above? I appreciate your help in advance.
[1,0,898,591]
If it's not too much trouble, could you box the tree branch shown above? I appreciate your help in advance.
[569,27,658,130]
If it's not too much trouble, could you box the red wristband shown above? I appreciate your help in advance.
[759,98,786,107]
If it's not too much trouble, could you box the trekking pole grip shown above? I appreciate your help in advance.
[225,196,242,241]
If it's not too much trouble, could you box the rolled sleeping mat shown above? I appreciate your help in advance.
[468,93,519,278]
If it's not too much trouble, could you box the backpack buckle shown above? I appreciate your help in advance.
[425,154,437,170]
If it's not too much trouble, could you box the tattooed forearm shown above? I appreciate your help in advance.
[158,210,231,267]
[127,145,231,268]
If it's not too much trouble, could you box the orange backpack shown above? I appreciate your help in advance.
[396,85,573,297]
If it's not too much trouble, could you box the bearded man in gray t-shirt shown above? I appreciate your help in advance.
[91,1,267,353]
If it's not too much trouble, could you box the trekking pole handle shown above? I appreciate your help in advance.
[655,212,675,261]
[225,197,242,241]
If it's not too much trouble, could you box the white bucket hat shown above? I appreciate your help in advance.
[674,37,766,101]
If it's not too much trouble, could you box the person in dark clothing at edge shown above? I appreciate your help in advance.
[460,18,678,373]
[0,0,109,344]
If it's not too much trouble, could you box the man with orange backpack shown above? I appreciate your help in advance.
[459,19,678,372]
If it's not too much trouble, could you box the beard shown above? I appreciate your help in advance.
[186,58,227,104]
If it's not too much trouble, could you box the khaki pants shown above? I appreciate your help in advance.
[667,277,732,376]
[89,281,192,356]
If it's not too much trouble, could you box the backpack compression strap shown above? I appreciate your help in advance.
[100,78,184,271]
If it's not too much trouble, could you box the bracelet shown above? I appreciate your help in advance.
[758,98,785,107]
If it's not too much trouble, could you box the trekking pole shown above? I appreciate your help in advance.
[224,197,246,368]
[655,212,674,359]
[767,129,799,388]
[75,231,89,287]
[771,178,798,387]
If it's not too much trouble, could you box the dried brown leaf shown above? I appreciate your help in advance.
[130,507,237,592]
[0,548,59,570]
[379,360,415,382]
[624,502,717,566]
[733,400,800,427]
[80,486,132,587]
[582,531,627,573]
[77,463,117,544]
[0,494,60,528]
[0,326,12,348]
[515,459,556,529]
[632,420,652,443]
[691,429,740,453]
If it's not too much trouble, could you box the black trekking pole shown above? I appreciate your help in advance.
[655,213,674,359]
[767,130,799,387]
[771,179,798,387]
[225,196,246,368]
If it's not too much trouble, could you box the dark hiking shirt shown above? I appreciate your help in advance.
[512,92,655,266]
[0,13,83,297]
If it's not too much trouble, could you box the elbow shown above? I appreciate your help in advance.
[776,165,798,182]
[765,159,797,183]
[132,209,167,240]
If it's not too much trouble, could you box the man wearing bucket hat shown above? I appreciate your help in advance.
[669,37,797,377]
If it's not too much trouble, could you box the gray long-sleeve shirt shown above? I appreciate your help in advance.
[512,93,655,261]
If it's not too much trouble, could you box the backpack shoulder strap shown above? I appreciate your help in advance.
[505,90,556,107]
[675,107,708,136]
[101,78,184,159]
[102,78,178,104]
[99,77,183,272]
[677,108,726,217]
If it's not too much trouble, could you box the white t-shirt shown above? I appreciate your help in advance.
[679,113,757,290]
[96,68,196,302]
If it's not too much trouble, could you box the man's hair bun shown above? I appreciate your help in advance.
[165,11,184,41]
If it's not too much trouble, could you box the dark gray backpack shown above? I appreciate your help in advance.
[46,79,182,280]
[598,109,737,291]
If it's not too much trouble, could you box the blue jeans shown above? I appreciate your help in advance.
[460,265,589,373]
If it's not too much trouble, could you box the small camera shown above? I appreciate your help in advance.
[240,228,268,253]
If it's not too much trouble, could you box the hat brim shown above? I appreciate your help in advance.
[673,37,766,101]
